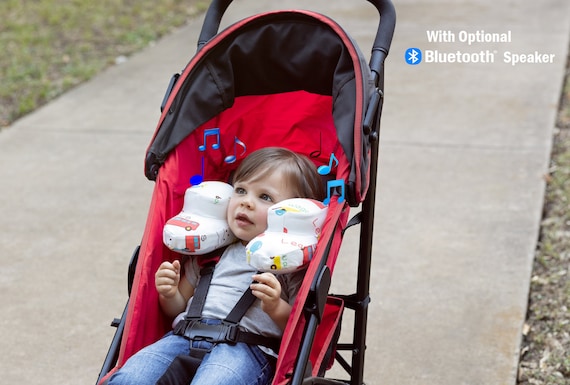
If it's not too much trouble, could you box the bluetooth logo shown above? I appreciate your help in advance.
[405,48,422,65]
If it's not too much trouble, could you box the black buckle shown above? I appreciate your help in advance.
[174,319,239,345]
[224,322,239,343]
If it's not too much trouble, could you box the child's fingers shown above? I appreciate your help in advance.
[156,261,181,289]
[252,272,277,287]
[172,260,181,273]
[250,281,278,300]
[158,261,181,276]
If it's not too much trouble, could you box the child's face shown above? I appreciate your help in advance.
[227,170,296,243]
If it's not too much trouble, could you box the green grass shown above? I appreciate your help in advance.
[517,51,570,384]
[0,0,207,126]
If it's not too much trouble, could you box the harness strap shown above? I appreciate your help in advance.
[162,247,280,385]
[225,286,258,324]
[174,248,280,353]
[184,264,215,319]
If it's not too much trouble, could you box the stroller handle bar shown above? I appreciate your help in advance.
[197,0,396,75]
[366,0,396,76]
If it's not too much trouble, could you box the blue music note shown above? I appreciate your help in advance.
[318,153,339,176]
[190,157,204,186]
[224,136,247,164]
[198,128,221,151]
[323,179,345,205]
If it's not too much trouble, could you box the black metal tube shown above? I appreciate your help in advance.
[97,302,129,384]
[197,0,233,50]
[196,0,396,62]
[291,315,319,385]
[350,69,384,385]
[366,0,396,59]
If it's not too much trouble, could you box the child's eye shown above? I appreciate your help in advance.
[260,194,273,202]
[234,187,246,195]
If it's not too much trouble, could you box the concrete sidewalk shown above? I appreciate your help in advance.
[1,1,569,384]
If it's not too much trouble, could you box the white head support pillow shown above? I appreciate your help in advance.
[246,198,328,274]
[163,181,236,255]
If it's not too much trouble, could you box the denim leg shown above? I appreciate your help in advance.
[191,342,274,385]
[107,333,190,385]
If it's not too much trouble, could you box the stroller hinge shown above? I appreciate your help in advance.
[363,88,383,138]
[160,73,180,113]
[332,293,371,311]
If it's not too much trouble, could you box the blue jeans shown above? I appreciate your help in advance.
[107,325,274,385]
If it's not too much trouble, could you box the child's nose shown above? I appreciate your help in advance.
[240,196,253,209]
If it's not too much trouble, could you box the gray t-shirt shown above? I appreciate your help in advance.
[174,242,305,340]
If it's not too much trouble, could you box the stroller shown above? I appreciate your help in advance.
[97,0,396,384]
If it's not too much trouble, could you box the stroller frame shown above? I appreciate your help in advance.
[98,1,395,384]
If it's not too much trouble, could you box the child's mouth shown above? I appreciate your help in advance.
[235,213,253,226]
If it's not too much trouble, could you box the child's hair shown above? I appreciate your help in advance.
[232,147,325,201]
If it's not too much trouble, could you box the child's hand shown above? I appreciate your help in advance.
[155,260,181,298]
[251,273,282,314]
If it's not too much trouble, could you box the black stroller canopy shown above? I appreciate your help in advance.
[146,10,375,204]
